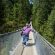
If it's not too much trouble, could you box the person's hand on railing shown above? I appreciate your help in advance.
[31,29,36,33]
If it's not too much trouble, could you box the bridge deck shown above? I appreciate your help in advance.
[13,31,38,55]
[22,31,37,55]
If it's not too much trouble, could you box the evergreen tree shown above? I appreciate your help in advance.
[32,0,55,46]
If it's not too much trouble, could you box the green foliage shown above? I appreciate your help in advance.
[0,0,32,33]
[44,6,55,45]
[32,0,55,46]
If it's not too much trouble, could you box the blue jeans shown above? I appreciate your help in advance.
[22,35,29,44]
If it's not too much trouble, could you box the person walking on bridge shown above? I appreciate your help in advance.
[21,23,31,46]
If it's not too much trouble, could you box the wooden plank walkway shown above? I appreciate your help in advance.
[12,31,38,55]
[22,31,38,55]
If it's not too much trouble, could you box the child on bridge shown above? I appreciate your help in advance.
[21,23,31,45]
[21,23,35,46]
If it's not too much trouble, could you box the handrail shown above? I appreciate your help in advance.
[40,34,55,51]
[0,29,21,36]
[33,28,55,55]
[0,31,22,55]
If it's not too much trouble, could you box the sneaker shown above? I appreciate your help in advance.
[22,42,26,45]
[26,42,28,46]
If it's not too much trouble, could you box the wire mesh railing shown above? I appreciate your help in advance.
[0,31,21,55]
[33,29,55,55]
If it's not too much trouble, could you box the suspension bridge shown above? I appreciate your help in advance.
[0,22,55,55]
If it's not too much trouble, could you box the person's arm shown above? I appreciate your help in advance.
[20,28,23,36]
[21,31,23,36]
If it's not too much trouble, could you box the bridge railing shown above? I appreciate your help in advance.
[33,29,55,55]
[0,31,22,55]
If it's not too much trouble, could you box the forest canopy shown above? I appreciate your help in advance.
[32,0,55,46]
[0,0,32,33]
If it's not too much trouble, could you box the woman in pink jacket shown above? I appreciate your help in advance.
[21,23,31,45]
